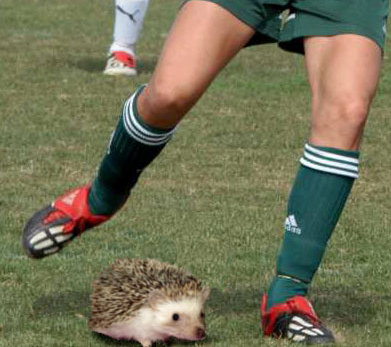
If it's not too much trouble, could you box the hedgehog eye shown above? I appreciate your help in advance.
[172,313,180,321]
[200,312,205,319]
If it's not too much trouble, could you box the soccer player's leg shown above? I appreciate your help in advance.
[263,35,382,343]
[23,1,255,259]
[104,0,150,76]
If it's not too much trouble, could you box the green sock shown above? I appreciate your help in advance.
[88,86,176,215]
[267,276,309,308]
[267,143,359,309]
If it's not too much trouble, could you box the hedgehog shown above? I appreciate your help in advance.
[89,258,210,347]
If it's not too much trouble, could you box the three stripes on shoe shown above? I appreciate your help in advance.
[285,315,328,342]
[28,205,74,256]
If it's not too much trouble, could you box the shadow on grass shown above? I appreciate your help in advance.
[137,56,158,74]
[311,286,391,326]
[208,287,261,315]
[32,290,91,317]
[70,57,106,73]
[92,333,141,346]
[93,333,211,346]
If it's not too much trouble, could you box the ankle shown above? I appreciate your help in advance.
[267,275,309,310]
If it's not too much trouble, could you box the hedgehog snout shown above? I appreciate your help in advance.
[196,327,206,340]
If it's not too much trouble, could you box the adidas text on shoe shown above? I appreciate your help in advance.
[261,294,335,345]
[22,185,111,259]
[103,51,137,76]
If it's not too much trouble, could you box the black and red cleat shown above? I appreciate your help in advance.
[262,293,335,345]
[22,185,112,259]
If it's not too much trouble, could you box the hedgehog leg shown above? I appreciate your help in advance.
[140,339,152,347]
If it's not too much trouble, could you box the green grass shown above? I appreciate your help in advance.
[2,0,391,346]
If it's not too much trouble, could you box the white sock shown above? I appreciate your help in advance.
[109,0,150,56]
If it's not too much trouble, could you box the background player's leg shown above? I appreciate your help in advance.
[268,34,382,308]
[90,1,255,214]
[104,0,150,76]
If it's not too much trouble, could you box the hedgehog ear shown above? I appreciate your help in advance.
[201,286,210,303]
[148,290,167,310]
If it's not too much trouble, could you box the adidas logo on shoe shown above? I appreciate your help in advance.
[61,189,80,205]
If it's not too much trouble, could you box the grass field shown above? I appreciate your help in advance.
[2,1,391,346]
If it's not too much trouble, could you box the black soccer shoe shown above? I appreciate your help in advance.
[274,313,335,344]
[262,294,336,345]
[22,185,111,258]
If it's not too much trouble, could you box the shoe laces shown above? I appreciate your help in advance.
[44,209,67,224]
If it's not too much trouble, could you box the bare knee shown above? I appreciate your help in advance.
[138,82,198,129]
[311,94,372,150]
[148,86,193,117]
[327,96,369,128]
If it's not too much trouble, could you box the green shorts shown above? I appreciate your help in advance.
[187,0,389,54]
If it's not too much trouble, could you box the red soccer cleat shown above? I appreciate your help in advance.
[103,51,137,76]
[22,185,112,259]
[262,293,335,344]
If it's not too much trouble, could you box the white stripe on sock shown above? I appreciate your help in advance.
[122,94,176,146]
[127,93,176,137]
[124,106,169,144]
[304,151,358,172]
[305,144,359,165]
[300,158,359,178]
[123,120,169,145]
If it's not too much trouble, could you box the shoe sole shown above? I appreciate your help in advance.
[103,68,137,76]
